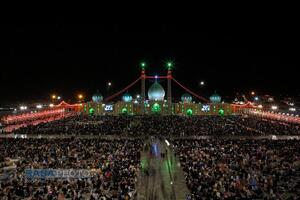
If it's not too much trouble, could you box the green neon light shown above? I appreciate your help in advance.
[186,108,193,116]
[121,107,128,114]
[166,61,174,70]
[151,103,161,113]
[140,62,146,70]
[162,59,174,70]
[89,108,95,115]
[219,109,225,116]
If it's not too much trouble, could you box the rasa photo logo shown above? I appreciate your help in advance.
[24,169,92,179]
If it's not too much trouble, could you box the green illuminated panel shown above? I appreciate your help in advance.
[219,109,225,116]
[89,108,95,115]
[186,108,193,116]
[151,103,161,113]
[121,107,128,114]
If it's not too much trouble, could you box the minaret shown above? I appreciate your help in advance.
[166,62,173,114]
[140,62,146,114]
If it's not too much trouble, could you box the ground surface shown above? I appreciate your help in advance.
[136,138,189,200]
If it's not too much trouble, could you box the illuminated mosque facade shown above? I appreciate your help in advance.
[81,63,234,116]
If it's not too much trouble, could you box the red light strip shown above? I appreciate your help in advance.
[3,108,65,124]
[104,77,141,102]
[172,78,209,102]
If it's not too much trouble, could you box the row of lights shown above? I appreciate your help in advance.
[271,105,278,110]
[253,109,299,117]
[16,94,63,111]
[51,81,114,101]
[266,109,298,116]
[278,112,298,117]
[51,95,61,100]
[140,61,174,70]
[271,105,297,112]
[19,103,55,111]
[275,111,298,117]
[19,106,28,110]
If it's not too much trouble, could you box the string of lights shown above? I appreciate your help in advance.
[172,78,209,102]
[3,108,65,125]
[104,77,141,102]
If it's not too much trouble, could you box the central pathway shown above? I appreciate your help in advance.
[137,138,189,200]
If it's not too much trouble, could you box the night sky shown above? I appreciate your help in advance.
[1,17,299,105]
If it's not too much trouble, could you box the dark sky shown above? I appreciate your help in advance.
[1,17,299,105]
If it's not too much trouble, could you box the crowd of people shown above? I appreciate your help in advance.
[1,114,300,199]
[173,139,300,199]
[13,115,129,136]
[0,138,142,199]
[12,114,300,136]
[229,115,300,135]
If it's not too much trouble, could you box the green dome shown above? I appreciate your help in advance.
[122,92,132,102]
[181,93,192,103]
[92,92,103,103]
[148,82,165,101]
[210,92,221,103]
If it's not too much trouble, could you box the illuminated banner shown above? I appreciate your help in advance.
[104,105,113,111]
[201,105,210,112]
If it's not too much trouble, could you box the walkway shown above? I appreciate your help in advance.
[136,138,189,200]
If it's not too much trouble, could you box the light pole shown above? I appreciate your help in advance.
[166,61,174,115]
[140,62,146,114]
[78,94,84,102]
[107,82,112,93]
[51,94,61,101]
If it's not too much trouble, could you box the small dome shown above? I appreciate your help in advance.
[148,82,165,101]
[122,92,133,102]
[210,92,221,103]
[181,93,192,103]
[92,92,103,103]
